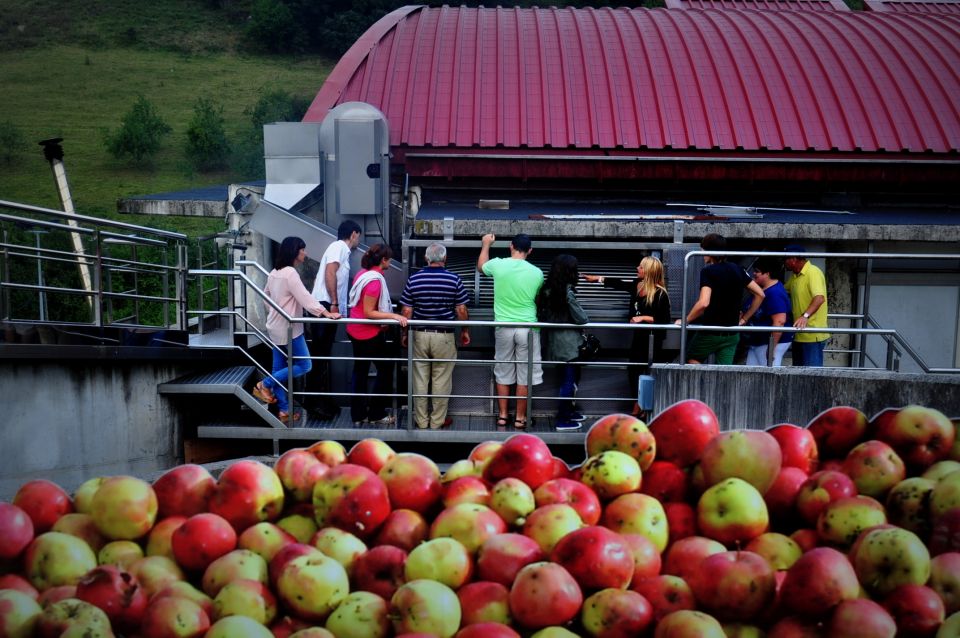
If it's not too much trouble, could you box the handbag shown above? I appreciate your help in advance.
[578,333,601,360]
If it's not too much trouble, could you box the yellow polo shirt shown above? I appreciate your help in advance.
[785,260,829,343]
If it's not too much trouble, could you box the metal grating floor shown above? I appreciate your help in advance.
[158,366,255,394]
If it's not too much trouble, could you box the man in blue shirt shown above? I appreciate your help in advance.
[400,243,471,429]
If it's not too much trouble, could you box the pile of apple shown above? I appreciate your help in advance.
[2,400,960,638]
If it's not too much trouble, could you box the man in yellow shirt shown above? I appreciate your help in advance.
[783,245,829,366]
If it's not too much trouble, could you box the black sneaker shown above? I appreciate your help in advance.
[569,411,586,422]
[555,420,582,432]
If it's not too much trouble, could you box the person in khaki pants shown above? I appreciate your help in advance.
[400,243,471,429]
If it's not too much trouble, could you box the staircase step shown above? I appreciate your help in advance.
[158,366,256,394]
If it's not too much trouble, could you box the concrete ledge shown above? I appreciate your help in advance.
[652,364,960,430]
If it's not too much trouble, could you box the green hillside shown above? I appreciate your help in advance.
[0,0,333,236]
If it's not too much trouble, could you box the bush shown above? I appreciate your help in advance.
[103,95,172,164]
[0,120,27,165]
[184,97,230,172]
[245,0,306,54]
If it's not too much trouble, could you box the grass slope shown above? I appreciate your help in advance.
[0,2,332,236]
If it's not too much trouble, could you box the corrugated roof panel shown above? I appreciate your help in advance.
[667,0,850,10]
[866,0,960,12]
[304,6,960,156]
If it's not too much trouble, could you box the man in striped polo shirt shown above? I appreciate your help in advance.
[400,242,471,429]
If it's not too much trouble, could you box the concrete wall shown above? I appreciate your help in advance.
[652,364,960,430]
[0,359,191,500]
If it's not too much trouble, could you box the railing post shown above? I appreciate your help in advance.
[680,253,691,364]
[526,328,534,417]
[766,332,775,367]
[287,323,295,425]
[860,243,874,368]
[94,231,104,326]
[885,337,895,371]
[176,242,189,331]
[407,329,414,428]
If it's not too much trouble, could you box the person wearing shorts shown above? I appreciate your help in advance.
[477,232,544,429]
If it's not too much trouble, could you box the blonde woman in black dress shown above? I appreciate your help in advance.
[584,256,671,418]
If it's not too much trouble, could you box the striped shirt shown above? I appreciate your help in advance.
[399,266,469,322]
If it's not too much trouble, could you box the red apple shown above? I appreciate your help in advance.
[0,573,39,599]
[533,478,602,525]
[795,470,857,525]
[129,555,186,599]
[688,550,776,622]
[209,460,285,533]
[601,493,668,552]
[662,536,725,583]
[640,461,689,503]
[483,433,555,490]
[268,542,323,587]
[653,609,725,637]
[0,501,35,559]
[36,585,76,608]
[586,413,657,470]
[764,467,808,527]
[550,526,634,591]
[51,512,106,553]
[700,430,782,495]
[766,616,823,638]
[13,479,74,533]
[454,622,519,638]
[140,595,211,638]
[826,598,896,638]
[75,564,148,631]
[171,512,237,572]
[313,463,391,540]
[631,575,696,622]
[842,440,905,498]
[237,521,297,563]
[476,533,545,587]
[767,424,819,474]
[648,400,720,468]
[347,438,397,474]
[622,532,661,586]
[145,515,186,561]
[882,584,944,637]
[779,547,859,618]
[273,449,329,503]
[379,453,443,514]
[152,464,215,518]
[664,501,697,543]
[508,561,583,630]
[373,508,429,552]
[806,406,868,459]
[457,581,510,626]
[149,580,214,618]
[930,552,960,614]
[443,477,491,508]
[581,587,653,638]
[351,544,407,599]
[875,405,956,470]
[0,589,42,638]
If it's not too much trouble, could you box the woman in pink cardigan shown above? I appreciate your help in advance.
[253,236,340,423]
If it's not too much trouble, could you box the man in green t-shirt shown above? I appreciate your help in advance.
[478,233,544,429]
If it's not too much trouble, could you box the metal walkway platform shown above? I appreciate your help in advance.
[158,365,287,429]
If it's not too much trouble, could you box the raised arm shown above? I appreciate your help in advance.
[477,233,495,272]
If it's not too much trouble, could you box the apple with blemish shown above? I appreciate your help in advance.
[200,548,267,598]
[372,508,428,552]
[208,460,284,533]
[602,493,669,552]
[534,478,602,525]
[699,430,782,494]
[404,537,473,589]
[586,413,657,470]
[313,463,391,540]
[324,590,391,638]
[816,494,887,547]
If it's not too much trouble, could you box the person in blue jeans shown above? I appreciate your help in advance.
[536,254,589,431]
[253,237,340,423]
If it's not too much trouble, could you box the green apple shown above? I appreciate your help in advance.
[923,460,960,482]
[601,493,669,552]
[442,459,482,482]
[36,598,114,638]
[938,611,960,638]
[696,478,769,546]
[51,513,107,554]
[430,503,507,553]
[201,548,268,597]
[129,555,186,598]
[522,504,584,554]
[24,532,98,590]
[212,578,277,625]
[0,589,42,638]
[405,537,473,589]
[97,540,144,569]
[390,579,461,638]
[885,477,936,535]
[744,532,802,570]
[699,430,782,494]
[850,526,931,598]
[275,553,349,622]
[489,478,536,526]
[325,591,391,638]
[581,450,642,500]
[653,610,725,638]
[276,514,318,544]
[72,477,106,515]
[90,475,159,540]
[205,615,273,638]
[931,469,960,518]
[530,628,581,638]
[311,527,367,572]
[816,495,887,547]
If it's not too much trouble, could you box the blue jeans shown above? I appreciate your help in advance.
[557,362,581,421]
[263,334,312,413]
[792,340,826,367]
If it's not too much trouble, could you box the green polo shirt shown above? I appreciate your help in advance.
[481,257,544,322]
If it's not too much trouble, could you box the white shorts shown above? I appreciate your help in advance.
[494,327,543,386]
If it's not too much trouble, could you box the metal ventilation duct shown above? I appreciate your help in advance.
[263,122,323,211]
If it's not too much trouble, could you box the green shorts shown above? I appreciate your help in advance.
[687,332,740,365]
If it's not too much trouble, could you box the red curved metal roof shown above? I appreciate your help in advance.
[865,0,960,13]
[666,0,850,11]
[304,5,960,158]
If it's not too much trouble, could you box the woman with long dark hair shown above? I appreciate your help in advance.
[536,254,589,431]
[584,255,671,419]
[346,243,408,425]
[253,236,340,423]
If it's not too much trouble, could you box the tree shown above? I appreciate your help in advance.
[184,97,230,172]
[103,96,171,164]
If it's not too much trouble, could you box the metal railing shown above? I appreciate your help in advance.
[0,200,190,334]
[186,260,958,428]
